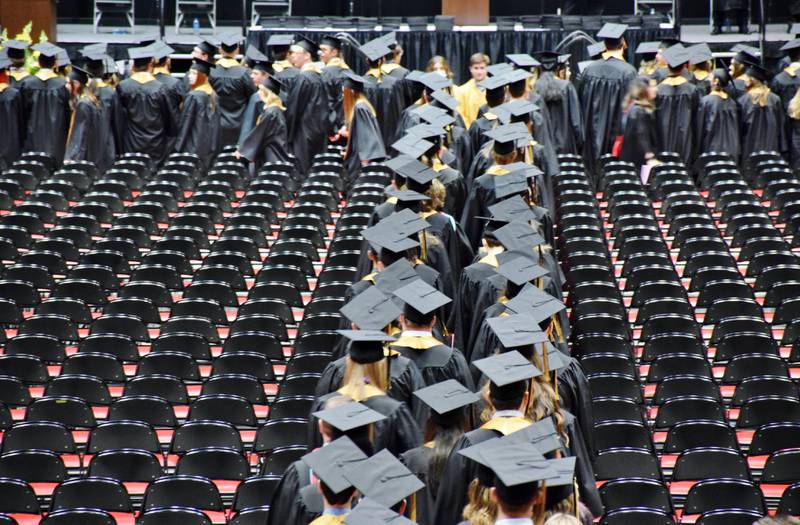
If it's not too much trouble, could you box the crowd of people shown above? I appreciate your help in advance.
[3,22,800,525]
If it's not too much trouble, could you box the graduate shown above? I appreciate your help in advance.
[319,35,349,140]
[401,380,479,525]
[359,38,404,148]
[303,437,365,524]
[696,68,741,159]
[116,45,175,162]
[285,36,329,173]
[688,43,714,95]
[655,44,701,165]
[209,33,256,147]
[64,66,112,172]
[634,41,661,78]
[455,53,490,129]
[19,42,71,164]
[236,75,291,167]
[397,71,451,141]
[578,23,637,184]
[728,44,759,100]
[238,45,273,146]
[81,45,122,158]
[174,58,220,170]
[789,85,800,171]
[533,51,584,155]
[467,74,510,172]
[772,39,800,112]
[267,396,376,525]
[619,76,659,170]
[0,52,24,170]
[380,34,414,109]
[4,40,30,86]
[738,62,788,162]
[309,330,422,455]
[151,41,183,114]
[267,34,300,95]
[340,70,387,177]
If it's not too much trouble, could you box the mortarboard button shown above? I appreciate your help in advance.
[412,379,479,416]
[392,278,451,315]
[344,498,416,525]
[343,449,425,508]
[313,399,388,431]
[302,436,368,493]
[340,286,402,330]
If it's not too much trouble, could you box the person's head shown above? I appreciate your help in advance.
[427,55,452,78]
[486,86,507,108]
[251,68,269,86]
[421,178,446,213]
[624,75,655,108]
[544,512,581,525]
[604,36,625,51]
[508,79,528,99]
[66,67,88,97]
[711,68,731,90]
[400,304,436,331]
[492,479,543,520]
[483,378,529,414]
[289,39,316,68]
[132,57,152,72]
[319,480,356,508]
[39,53,57,70]
[193,40,216,62]
[392,44,404,65]
[469,53,490,82]
[318,36,341,64]
[220,40,240,58]
[189,59,212,88]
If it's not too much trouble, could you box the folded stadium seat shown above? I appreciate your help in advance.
[229,315,287,341]
[104,169,143,191]
[142,475,225,522]
[688,267,744,294]
[45,375,111,405]
[172,212,215,235]
[593,398,646,425]
[0,226,32,250]
[165,226,210,251]
[760,449,800,494]
[663,420,738,454]
[259,445,307,476]
[37,298,91,325]
[268,397,314,421]
[642,334,705,363]
[91,314,150,343]
[764,281,800,308]
[184,281,238,308]
[2,213,45,236]
[732,377,799,407]
[703,299,763,327]
[568,282,621,308]
[572,334,633,360]
[0,450,66,493]
[79,335,140,363]
[322,251,360,270]
[62,353,125,383]
[599,479,672,516]
[151,334,211,361]
[172,299,227,326]
[238,299,294,325]
[755,265,800,292]
[774,297,800,325]
[170,420,244,454]
[282,215,326,241]
[108,396,177,428]
[693,509,765,525]
[0,377,31,406]
[276,374,322,399]
[201,375,267,405]
[201,254,253,281]
[26,396,96,428]
[182,203,224,224]
[233,475,281,514]
[2,264,54,290]
[631,281,688,308]
[0,280,40,308]
[646,354,714,383]
[197,180,235,201]
[188,395,257,427]
[51,279,108,307]
[710,317,772,346]
[136,506,213,525]
[211,237,259,261]
[722,354,790,385]
[714,333,778,364]
[41,508,118,525]
[192,192,232,213]
[161,316,220,344]
[256,265,309,292]
[271,239,319,262]
[130,264,183,291]
[18,314,77,342]
[151,237,200,261]
[212,352,276,381]
[81,251,130,274]
[683,479,765,517]
[578,354,636,377]
[221,333,283,362]
[625,266,679,293]
[641,314,701,342]
[194,265,247,292]
[749,423,800,457]
[137,352,200,382]
[594,448,663,481]
[124,375,188,404]
[87,449,163,492]
[778,482,800,515]
[107,224,152,249]
[571,298,626,324]
[653,375,720,407]
[5,334,65,363]
[94,238,140,263]
[141,251,193,276]
[86,421,161,456]
[594,420,654,453]
[51,478,133,522]
[655,396,726,430]
[283,353,331,377]
[0,478,40,520]
[248,282,302,308]
[671,448,751,487]
[587,374,643,403]
[254,418,309,456]
[175,447,250,481]
[0,177,28,199]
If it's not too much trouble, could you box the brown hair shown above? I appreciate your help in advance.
[463,478,496,525]
[343,87,376,126]
[470,53,490,66]
[790,85,800,120]
[426,55,453,79]
[624,76,654,112]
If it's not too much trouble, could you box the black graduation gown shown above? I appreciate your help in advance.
[450,255,503,351]
[237,91,261,146]
[209,59,256,147]
[655,78,701,164]
[275,64,301,104]
[390,335,475,391]
[96,84,122,169]
[433,163,467,219]
[286,66,329,173]
[154,69,185,130]
[313,354,427,427]
[690,72,713,96]
[771,67,800,111]
[0,84,24,170]
[238,104,292,167]
[116,72,174,163]
[466,111,500,178]
[308,391,422,455]
[266,460,320,525]
[320,60,348,135]
[578,56,637,183]
[364,72,403,148]
[738,91,788,160]
[422,211,474,293]
[620,104,658,170]
[65,97,108,171]
[174,87,220,170]
[396,102,423,143]
[696,92,741,159]
[400,445,435,525]
[19,71,70,164]
[535,78,584,155]
[345,102,386,175]
[791,117,800,172]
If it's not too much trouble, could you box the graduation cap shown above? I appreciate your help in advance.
[663,44,690,69]
[504,68,533,85]
[56,48,72,68]
[461,439,555,489]
[80,42,108,57]
[406,123,445,142]
[292,36,318,56]
[319,34,342,50]
[597,23,628,42]
[3,40,29,60]
[746,62,772,83]
[502,416,562,454]
[503,283,566,323]
[413,104,455,127]
[635,41,661,58]
[586,42,606,59]
[418,71,451,92]
[196,38,219,56]
[431,89,459,111]
[67,65,91,85]
[688,43,713,66]
[473,350,542,388]
[33,42,62,59]
[392,135,435,159]
[245,46,272,71]
[358,38,392,62]
[151,41,175,61]
[486,62,514,77]
[393,278,451,316]
[340,286,402,330]
[384,187,431,205]
[0,51,12,70]
[484,125,531,156]
[488,195,538,223]
[262,75,284,95]
[532,51,560,72]
[391,158,438,187]
[506,53,540,69]
[731,44,759,65]
[313,399,388,431]
[384,208,431,237]
[302,436,368,493]
[343,449,425,508]
[494,220,546,251]
[493,99,535,125]
[219,33,243,51]
[338,329,397,364]
[413,379,479,416]
[536,341,571,372]
[494,251,549,286]
[342,69,367,92]
[128,45,155,61]
[557,54,570,67]
[492,169,531,199]
[781,39,800,54]
[377,32,400,50]
[190,58,214,76]
[487,314,549,358]
[267,34,294,48]
[362,221,420,254]
[543,456,578,507]
[373,258,420,293]
[344,498,416,525]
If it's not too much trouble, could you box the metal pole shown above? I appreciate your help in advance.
[159,0,166,39]
[242,0,248,37]
[760,0,767,65]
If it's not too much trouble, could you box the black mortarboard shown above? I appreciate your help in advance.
[635,41,661,57]
[492,169,531,199]
[503,283,566,322]
[493,99,535,125]
[478,75,511,94]
[344,498,416,525]
[507,54,540,69]
[56,48,71,68]
[488,195,538,223]
[384,187,431,204]
[340,286,402,330]
[302,436,368,493]
[484,124,530,156]
[406,123,444,142]
[358,39,392,62]
[473,350,542,387]
[557,54,570,66]
[190,58,213,76]
[502,417,562,454]
[80,43,107,57]
[418,71,451,92]
[377,32,399,50]
[319,35,342,50]
[543,456,578,506]
[219,33,243,51]
[536,341,571,371]
[460,439,555,488]
[487,314,549,349]
[431,89,459,111]
[587,42,606,59]
[688,43,712,66]
[494,220,546,251]
[262,75,283,94]
[343,449,425,508]
[486,62,514,77]
[412,104,455,127]
[197,38,219,56]
[246,46,272,72]
[292,36,318,56]
[746,63,772,82]
[362,221,420,254]
[732,44,759,65]
[663,44,690,68]
[597,23,628,41]
[342,70,367,92]
[391,158,437,186]
[533,51,560,72]
[0,51,10,70]
[504,68,533,85]
[386,154,418,174]
[392,278,451,315]
[495,251,549,286]
[413,379,479,416]
[152,42,175,61]
[392,135,435,159]
[338,329,397,364]
[4,40,29,60]
[33,42,61,59]
[373,259,419,293]
[267,34,294,48]
[128,46,155,61]
[384,209,430,238]
[781,39,800,53]
[712,67,732,87]
[313,400,388,431]
[67,65,91,84]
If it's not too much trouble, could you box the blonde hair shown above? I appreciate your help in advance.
[789,86,800,119]
[343,87,376,126]
[747,78,771,107]
[544,513,581,525]
[463,478,496,525]
[342,356,389,394]
[258,84,285,109]
[422,178,446,212]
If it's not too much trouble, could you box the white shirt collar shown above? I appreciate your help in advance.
[493,410,525,419]
[400,330,433,338]
[496,519,534,525]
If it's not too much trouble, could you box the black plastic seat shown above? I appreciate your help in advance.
[212,352,276,381]
[5,334,65,363]
[188,394,257,427]
[137,507,213,525]
[737,396,800,428]
[45,374,111,405]
[142,475,224,512]
[593,448,662,480]
[1,421,75,454]
[202,374,267,405]
[137,352,200,381]
[175,447,250,480]
[51,477,132,512]
[671,447,750,481]
[684,479,765,515]
[25,396,96,428]
[86,420,161,454]
[151,333,211,361]
[654,396,725,429]
[108,395,177,427]
[599,478,672,515]
[0,450,66,482]
[222,332,284,361]
[87,449,163,482]
[170,420,244,454]
[663,420,738,453]
[62,352,125,382]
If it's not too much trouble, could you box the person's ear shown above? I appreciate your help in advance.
[490,487,498,504]
[398,500,407,515]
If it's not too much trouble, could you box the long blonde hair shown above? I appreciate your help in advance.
[463,478,496,525]
[789,86,800,119]
[422,178,446,212]
[258,84,284,109]
[747,77,771,107]
[343,87,376,126]
[341,356,389,394]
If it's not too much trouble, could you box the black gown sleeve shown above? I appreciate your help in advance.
[173,91,199,153]
[565,417,604,517]
[431,434,477,525]
[352,104,387,161]
[265,461,305,525]
[64,100,93,163]
[238,106,280,162]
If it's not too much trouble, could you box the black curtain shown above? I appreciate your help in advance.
[247,27,674,84]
